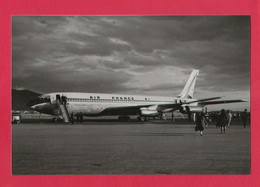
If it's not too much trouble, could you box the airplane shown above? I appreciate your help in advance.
[27,69,246,122]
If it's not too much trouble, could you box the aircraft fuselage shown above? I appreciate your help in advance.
[28,92,197,116]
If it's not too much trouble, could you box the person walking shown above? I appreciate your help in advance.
[76,113,80,123]
[202,112,209,128]
[227,110,232,126]
[79,112,83,123]
[70,113,75,125]
[241,109,249,128]
[195,112,204,136]
[213,112,221,128]
[219,109,228,134]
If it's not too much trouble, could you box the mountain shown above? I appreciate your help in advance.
[12,89,41,111]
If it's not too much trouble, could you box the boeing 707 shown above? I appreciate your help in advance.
[27,69,246,122]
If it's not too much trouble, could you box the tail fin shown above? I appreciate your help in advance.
[177,69,199,99]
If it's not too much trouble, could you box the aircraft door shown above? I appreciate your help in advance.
[50,94,61,104]
[50,94,57,104]
[56,94,61,103]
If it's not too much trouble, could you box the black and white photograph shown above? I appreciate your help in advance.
[12,16,250,174]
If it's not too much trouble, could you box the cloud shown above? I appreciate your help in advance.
[12,16,250,110]
[13,64,133,93]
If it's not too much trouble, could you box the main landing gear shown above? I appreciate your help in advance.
[137,116,147,122]
[52,116,63,123]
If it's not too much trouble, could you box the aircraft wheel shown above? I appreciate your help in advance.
[52,117,57,123]
[140,116,146,122]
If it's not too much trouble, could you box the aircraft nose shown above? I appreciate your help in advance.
[27,100,33,109]
[29,105,36,109]
[27,98,38,109]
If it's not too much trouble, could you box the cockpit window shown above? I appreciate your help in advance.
[39,95,50,99]
[38,95,51,102]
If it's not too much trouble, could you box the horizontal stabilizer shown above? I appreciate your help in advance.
[199,99,246,105]
[196,96,223,102]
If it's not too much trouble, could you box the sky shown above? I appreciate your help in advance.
[12,16,250,111]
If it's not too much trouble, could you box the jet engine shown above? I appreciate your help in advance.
[140,109,159,116]
[179,106,203,114]
[140,106,159,116]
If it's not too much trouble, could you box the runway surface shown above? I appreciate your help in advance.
[12,120,250,174]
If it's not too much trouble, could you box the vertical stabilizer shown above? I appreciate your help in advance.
[177,69,199,99]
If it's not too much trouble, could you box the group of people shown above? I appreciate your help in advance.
[56,94,67,105]
[214,109,249,129]
[195,109,249,136]
[70,112,84,124]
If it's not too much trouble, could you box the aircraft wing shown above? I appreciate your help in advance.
[198,99,246,105]
[100,98,246,116]
[100,102,184,115]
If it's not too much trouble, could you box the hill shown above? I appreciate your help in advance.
[12,89,41,111]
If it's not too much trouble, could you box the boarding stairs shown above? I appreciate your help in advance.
[57,100,70,123]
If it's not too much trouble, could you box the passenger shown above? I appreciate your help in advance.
[70,113,75,125]
[76,113,80,123]
[212,112,220,128]
[219,109,228,134]
[171,113,175,123]
[56,95,61,103]
[63,95,67,105]
[233,112,236,120]
[79,112,83,123]
[194,113,198,131]
[235,112,239,120]
[202,112,208,128]
[193,113,196,122]
[237,112,240,120]
[241,109,249,128]
[61,95,65,105]
[195,112,204,136]
[227,110,232,126]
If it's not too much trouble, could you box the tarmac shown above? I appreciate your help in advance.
[12,119,250,175]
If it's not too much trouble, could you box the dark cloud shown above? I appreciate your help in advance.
[92,16,250,52]
[13,65,132,93]
[12,16,68,37]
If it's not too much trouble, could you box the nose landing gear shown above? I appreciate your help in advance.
[52,116,63,123]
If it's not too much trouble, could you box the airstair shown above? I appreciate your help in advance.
[57,99,70,123]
